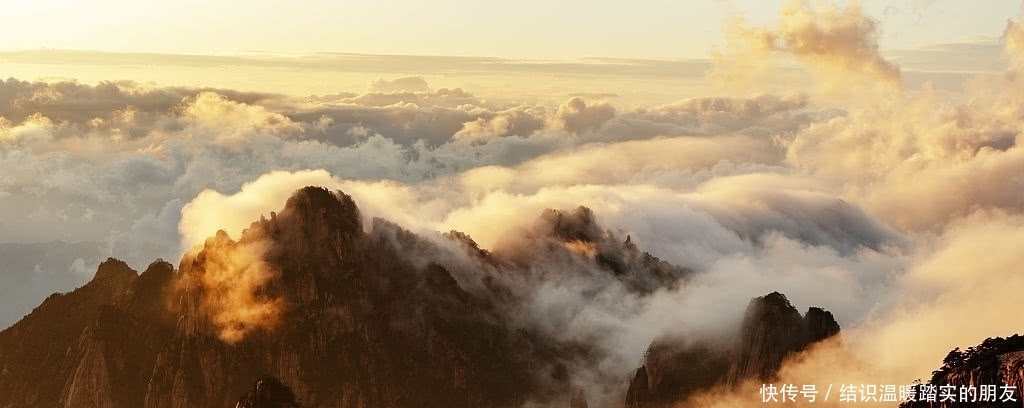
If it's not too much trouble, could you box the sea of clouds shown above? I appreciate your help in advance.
[2,1,1024,406]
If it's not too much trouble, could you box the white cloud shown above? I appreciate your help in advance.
[2,6,1024,404]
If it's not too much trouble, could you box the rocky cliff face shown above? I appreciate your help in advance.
[727,292,840,384]
[235,377,302,408]
[159,186,558,408]
[0,186,693,408]
[0,258,137,408]
[499,205,690,295]
[624,292,840,408]
[900,335,1024,408]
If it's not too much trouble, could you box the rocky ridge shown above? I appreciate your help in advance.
[624,292,840,408]
[0,187,690,408]
[0,186,842,408]
[900,335,1024,408]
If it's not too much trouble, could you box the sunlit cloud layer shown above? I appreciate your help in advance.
[2,1,1024,406]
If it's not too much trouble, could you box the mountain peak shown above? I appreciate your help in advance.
[91,257,138,285]
[539,206,602,243]
[728,292,831,383]
[0,189,845,408]
[235,376,302,408]
[281,187,360,228]
[804,307,840,343]
[252,186,364,251]
[760,291,794,310]
[627,292,840,407]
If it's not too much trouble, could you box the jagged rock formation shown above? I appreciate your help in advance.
[506,206,690,294]
[0,186,690,408]
[900,335,1024,408]
[235,376,302,408]
[624,292,840,408]
[624,340,732,408]
[0,257,139,408]
[728,292,840,383]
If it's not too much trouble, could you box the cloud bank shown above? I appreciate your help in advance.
[713,0,901,92]
[2,3,1024,407]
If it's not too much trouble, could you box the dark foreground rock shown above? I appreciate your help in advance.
[235,376,302,408]
[900,335,1024,408]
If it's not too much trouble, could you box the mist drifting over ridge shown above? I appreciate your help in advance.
[2,0,1024,406]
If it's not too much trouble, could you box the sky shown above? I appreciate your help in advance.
[0,0,1019,59]
[4,1,1024,407]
